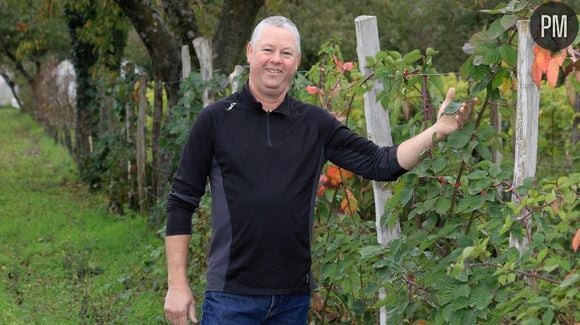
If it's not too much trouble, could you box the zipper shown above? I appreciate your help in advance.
[265,111,272,147]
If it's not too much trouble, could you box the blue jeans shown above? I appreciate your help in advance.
[201,291,310,325]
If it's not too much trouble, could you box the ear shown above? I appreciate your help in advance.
[246,42,253,63]
[295,54,301,70]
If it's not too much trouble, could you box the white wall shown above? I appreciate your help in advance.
[0,75,19,108]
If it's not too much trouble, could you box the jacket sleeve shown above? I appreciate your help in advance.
[166,108,215,236]
[324,114,408,182]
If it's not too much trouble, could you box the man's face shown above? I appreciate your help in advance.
[246,26,301,99]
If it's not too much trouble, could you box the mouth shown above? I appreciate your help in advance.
[265,68,282,74]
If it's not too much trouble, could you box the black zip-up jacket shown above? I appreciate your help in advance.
[166,84,407,295]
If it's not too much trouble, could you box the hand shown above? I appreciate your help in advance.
[164,285,198,325]
[433,88,477,139]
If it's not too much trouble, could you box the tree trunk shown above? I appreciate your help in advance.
[114,0,182,109]
[212,0,265,74]
[64,1,100,181]
[160,0,198,47]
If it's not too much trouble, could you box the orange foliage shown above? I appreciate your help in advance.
[326,165,353,187]
[340,189,358,215]
[532,45,568,88]
[573,229,580,253]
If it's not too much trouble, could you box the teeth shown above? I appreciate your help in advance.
[266,68,282,74]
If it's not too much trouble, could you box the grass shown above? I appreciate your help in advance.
[0,107,166,324]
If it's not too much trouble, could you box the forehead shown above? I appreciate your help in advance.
[255,26,297,49]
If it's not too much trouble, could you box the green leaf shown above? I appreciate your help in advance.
[492,69,510,89]
[460,56,474,80]
[487,18,506,39]
[470,285,494,310]
[476,143,493,161]
[431,156,447,173]
[403,49,423,64]
[468,178,491,195]
[500,15,517,30]
[436,197,451,215]
[499,44,517,67]
[543,257,559,272]
[462,246,476,259]
[447,130,471,149]
[443,101,462,115]
[426,47,439,56]
[457,195,485,212]
[360,245,383,259]
[537,247,548,263]
[559,273,579,288]
[467,170,488,180]
[400,185,413,205]
[437,282,470,305]
[542,310,554,325]
[470,78,489,95]
[482,48,501,65]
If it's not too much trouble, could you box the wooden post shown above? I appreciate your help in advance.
[510,20,540,253]
[355,15,396,325]
[152,72,163,201]
[229,65,245,93]
[136,74,148,214]
[181,45,192,80]
[193,37,213,106]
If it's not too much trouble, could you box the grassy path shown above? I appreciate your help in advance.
[0,108,165,324]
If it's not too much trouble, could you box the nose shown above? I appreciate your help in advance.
[270,51,282,63]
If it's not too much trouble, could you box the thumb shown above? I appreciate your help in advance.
[438,87,456,117]
[189,301,198,324]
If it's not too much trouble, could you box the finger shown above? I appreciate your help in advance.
[189,302,198,324]
[438,87,456,116]
[465,98,477,116]
[455,114,465,128]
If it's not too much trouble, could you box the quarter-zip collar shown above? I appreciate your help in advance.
[240,83,291,116]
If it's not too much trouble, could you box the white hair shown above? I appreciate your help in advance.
[250,16,301,54]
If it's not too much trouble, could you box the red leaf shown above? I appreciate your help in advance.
[553,49,567,67]
[546,59,559,88]
[342,62,354,72]
[340,189,358,215]
[305,85,320,95]
[534,47,551,73]
[326,166,342,186]
[316,185,326,197]
[333,55,343,72]
[339,168,354,180]
[532,60,543,87]
[533,44,541,56]
[573,229,580,252]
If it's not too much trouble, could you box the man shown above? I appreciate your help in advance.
[164,16,473,325]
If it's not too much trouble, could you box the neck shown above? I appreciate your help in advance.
[248,82,286,112]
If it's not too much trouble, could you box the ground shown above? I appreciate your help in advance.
[0,108,165,324]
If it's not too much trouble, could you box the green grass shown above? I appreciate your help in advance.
[0,108,166,324]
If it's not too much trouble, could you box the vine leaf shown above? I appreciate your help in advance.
[547,60,560,88]
[573,228,580,252]
[340,189,358,215]
[442,101,462,115]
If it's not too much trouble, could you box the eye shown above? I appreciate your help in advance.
[262,48,273,53]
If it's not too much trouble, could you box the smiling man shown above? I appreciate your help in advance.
[164,16,473,325]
